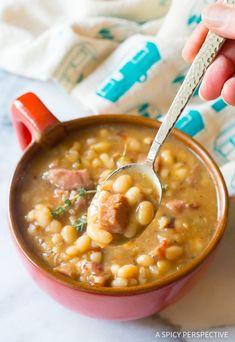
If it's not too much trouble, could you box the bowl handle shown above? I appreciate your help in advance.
[11,92,64,150]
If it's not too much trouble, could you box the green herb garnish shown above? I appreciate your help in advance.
[162,184,169,192]
[73,215,87,233]
[51,188,96,219]
[118,142,128,165]
[77,187,88,198]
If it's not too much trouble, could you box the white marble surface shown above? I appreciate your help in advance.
[0,69,235,342]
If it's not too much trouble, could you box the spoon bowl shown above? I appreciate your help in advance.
[104,162,162,245]
[87,161,162,246]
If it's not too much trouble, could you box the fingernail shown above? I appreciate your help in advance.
[198,85,207,102]
[202,4,231,27]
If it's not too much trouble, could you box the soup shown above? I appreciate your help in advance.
[15,123,218,287]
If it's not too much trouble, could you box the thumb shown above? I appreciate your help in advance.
[202,3,235,39]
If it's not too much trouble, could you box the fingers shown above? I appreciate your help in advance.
[182,2,235,63]
[222,77,235,106]
[182,2,235,105]
[200,40,235,100]
[199,54,235,101]
[220,39,235,65]
[202,3,235,39]
[182,23,208,63]
[199,40,235,101]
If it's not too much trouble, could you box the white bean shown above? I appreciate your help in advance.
[90,251,102,263]
[125,186,142,206]
[165,245,183,260]
[136,201,155,225]
[110,264,120,275]
[99,153,114,169]
[128,138,141,152]
[26,210,36,222]
[158,216,170,229]
[92,142,111,152]
[87,224,112,247]
[124,223,137,239]
[174,168,187,181]
[75,235,91,253]
[144,137,152,145]
[92,158,102,168]
[52,233,64,245]
[61,225,77,243]
[66,149,79,162]
[157,260,171,274]
[117,264,138,279]
[35,207,52,228]
[161,149,174,165]
[111,277,128,287]
[113,174,132,193]
[136,254,155,267]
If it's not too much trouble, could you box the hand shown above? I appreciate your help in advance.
[182,2,235,105]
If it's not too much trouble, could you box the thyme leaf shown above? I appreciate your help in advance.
[78,187,88,198]
[118,142,128,164]
[162,184,169,192]
[73,215,87,233]
[51,188,96,218]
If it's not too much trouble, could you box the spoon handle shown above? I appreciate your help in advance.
[146,0,235,165]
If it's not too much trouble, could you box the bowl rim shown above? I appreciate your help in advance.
[8,114,229,296]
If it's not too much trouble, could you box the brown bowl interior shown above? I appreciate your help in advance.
[9,115,229,295]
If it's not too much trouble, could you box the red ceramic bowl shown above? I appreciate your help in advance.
[9,92,228,320]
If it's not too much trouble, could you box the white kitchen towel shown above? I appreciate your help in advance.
[0,0,235,196]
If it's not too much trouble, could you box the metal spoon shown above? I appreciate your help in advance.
[94,0,233,244]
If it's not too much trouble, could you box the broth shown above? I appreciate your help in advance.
[15,123,218,287]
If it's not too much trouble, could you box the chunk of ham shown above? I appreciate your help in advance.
[78,260,110,286]
[82,261,103,274]
[99,193,130,234]
[186,164,201,186]
[166,200,199,214]
[44,168,93,191]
